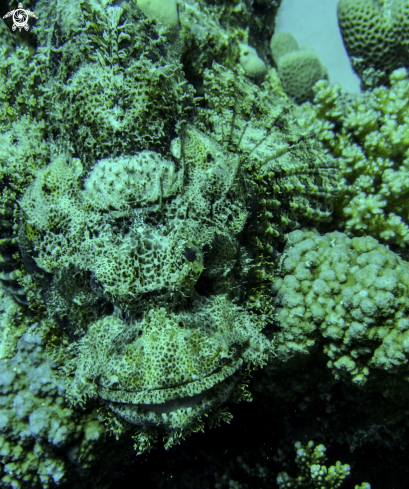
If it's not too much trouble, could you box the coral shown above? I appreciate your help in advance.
[0,319,132,489]
[207,438,368,489]
[0,288,31,361]
[1,0,351,483]
[178,0,278,90]
[270,32,327,104]
[300,68,409,248]
[276,441,359,489]
[271,228,409,391]
[134,0,181,54]
[270,30,299,60]
[239,43,266,79]
[337,0,408,88]
[135,0,179,32]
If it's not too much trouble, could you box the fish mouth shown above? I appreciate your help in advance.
[97,356,244,407]
[103,372,241,429]
[94,339,248,429]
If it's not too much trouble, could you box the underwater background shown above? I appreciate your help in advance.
[0,0,409,487]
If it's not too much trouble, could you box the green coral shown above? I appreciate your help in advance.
[276,441,368,489]
[270,32,328,104]
[0,319,133,489]
[178,0,278,89]
[337,0,409,88]
[301,68,409,248]
[271,228,409,390]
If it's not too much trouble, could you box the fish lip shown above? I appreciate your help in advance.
[105,373,241,428]
[96,356,244,406]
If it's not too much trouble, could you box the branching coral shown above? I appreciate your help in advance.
[276,441,355,489]
[300,68,409,248]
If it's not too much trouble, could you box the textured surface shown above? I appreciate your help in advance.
[18,58,341,451]
[271,32,328,103]
[33,0,194,170]
[337,0,407,87]
[301,68,409,248]
[272,228,409,388]
[275,0,360,92]
[19,127,247,317]
[17,33,341,463]
[0,0,363,486]
[276,441,352,489]
[0,20,47,308]
[178,0,278,90]
[0,321,132,488]
[62,295,268,449]
[239,43,267,79]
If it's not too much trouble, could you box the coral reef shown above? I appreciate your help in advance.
[2,0,406,487]
[0,0,344,481]
[178,0,279,90]
[0,319,133,488]
[301,68,409,249]
[252,230,408,489]
[270,32,327,103]
[337,0,409,88]
[271,228,409,389]
[276,441,354,489]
